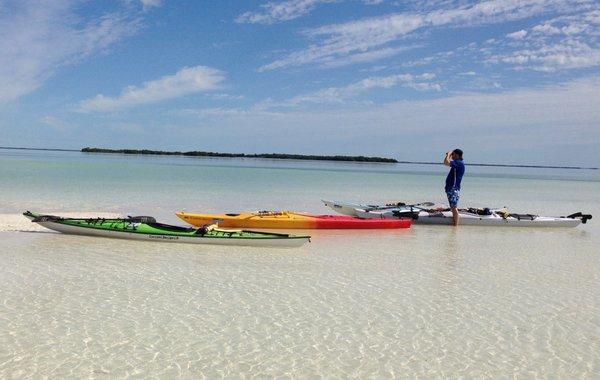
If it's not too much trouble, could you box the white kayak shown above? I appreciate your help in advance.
[323,200,592,228]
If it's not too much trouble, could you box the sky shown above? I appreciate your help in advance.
[0,0,599,166]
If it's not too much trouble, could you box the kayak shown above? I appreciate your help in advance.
[323,201,592,228]
[356,209,591,227]
[176,211,412,229]
[23,211,310,248]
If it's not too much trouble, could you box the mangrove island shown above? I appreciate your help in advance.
[81,147,399,163]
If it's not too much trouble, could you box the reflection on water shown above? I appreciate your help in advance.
[443,229,459,269]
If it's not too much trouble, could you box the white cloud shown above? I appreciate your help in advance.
[236,0,334,24]
[180,107,282,118]
[78,66,225,112]
[399,50,457,69]
[259,0,595,71]
[320,45,421,68]
[0,0,143,103]
[406,82,443,91]
[491,40,600,72]
[507,30,528,40]
[139,0,162,8]
[486,10,600,71]
[236,0,383,24]
[466,77,502,90]
[531,11,599,36]
[257,73,441,107]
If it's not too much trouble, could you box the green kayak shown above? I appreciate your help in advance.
[23,211,310,248]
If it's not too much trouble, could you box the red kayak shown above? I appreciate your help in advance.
[177,211,412,229]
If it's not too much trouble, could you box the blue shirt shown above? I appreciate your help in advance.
[445,159,465,192]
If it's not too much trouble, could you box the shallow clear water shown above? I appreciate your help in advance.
[1,149,599,378]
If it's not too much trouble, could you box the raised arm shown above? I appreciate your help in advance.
[444,151,452,167]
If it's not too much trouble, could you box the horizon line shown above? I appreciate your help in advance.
[0,146,597,170]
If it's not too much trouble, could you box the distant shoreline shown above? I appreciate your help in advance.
[0,146,79,152]
[0,146,597,170]
[81,147,399,163]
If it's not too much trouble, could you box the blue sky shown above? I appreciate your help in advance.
[0,0,598,165]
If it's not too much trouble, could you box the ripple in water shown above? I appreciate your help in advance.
[0,226,598,378]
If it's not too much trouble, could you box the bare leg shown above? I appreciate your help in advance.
[451,207,459,226]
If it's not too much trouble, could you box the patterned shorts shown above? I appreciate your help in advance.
[446,189,460,208]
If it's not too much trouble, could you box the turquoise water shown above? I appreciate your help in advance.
[1,149,598,218]
[1,149,599,377]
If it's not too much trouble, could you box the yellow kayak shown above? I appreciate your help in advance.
[176,211,412,229]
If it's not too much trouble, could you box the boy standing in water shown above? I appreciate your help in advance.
[443,149,465,226]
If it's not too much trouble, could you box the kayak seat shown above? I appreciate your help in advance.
[127,216,157,224]
[466,208,493,216]
[32,215,63,223]
[146,222,195,232]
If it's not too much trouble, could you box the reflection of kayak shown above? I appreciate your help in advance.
[24,212,310,248]
[176,211,412,229]
[323,201,592,228]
